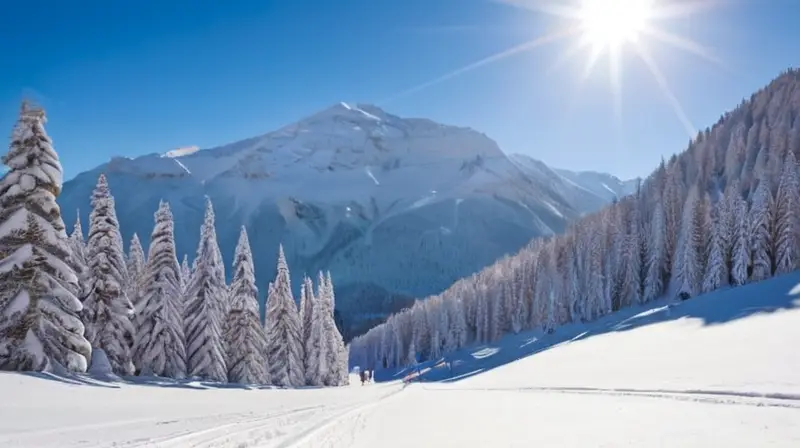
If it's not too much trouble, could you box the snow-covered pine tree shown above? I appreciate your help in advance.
[749,178,774,282]
[325,271,336,311]
[264,245,304,387]
[730,192,751,286]
[0,102,92,372]
[621,204,643,306]
[126,233,146,313]
[82,174,135,375]
[773,151,800,275]
[322,272,348,386]
[643,201,666,301]
[303,273,327,386]
[702,202,728,294]
[662,165,683,277]
[68,212,90,298]
[299,274,315,380]
[132,201,186,378]
[180,254,191,294]
[223,226,269,385]
[300,275,314,344]
[406,339,417,367]
[183,197,227,382]
[672,187,705,298]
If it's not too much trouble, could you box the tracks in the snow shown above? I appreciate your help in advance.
[125,405,326,447]
[119,385,407,448]
[421,384,800,410]
[275,385,407,448]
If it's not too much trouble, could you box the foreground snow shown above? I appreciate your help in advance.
[0,374,401,447]
[1,274,799,446]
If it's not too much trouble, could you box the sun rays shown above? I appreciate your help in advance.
[383,0,724,139]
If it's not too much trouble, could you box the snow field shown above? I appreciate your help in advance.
[1,274,799,447]
[0,374,400,448]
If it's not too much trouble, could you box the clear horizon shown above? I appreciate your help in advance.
[1,0,798,181]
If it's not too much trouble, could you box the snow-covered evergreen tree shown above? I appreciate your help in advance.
[621,205,643,306]
[730,193,750,286]
[82,174,135,375]
[749,179,774,282]
[321,272,348,386]
[180,254,191,294]
[183,198,227,382]
[773,152,800,274]
[643,201,666,301]
[68,212,90,298]
[126,233,146,313]
[672,187,709,298]
[264,245,304,387]
[132,201,186,378]
[702,203,728,294]
[303,275,326,386]
[299,274,315,379]
[0,102,92,372]
[223,226,269,384]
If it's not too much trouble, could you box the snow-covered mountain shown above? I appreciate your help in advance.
[553,166,640,203]
[58,103,624,337]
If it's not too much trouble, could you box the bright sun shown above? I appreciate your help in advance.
[387,0,719,139]
[578,0,653,48]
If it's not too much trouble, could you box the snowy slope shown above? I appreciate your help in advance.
[58,104,619,337]
[553,164,640,202]
[1,273,797,447]
[509,153,635,215]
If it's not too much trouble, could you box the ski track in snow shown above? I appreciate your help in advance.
[419,385,800,410]
[127,405,326,448]
[276,385,406,448]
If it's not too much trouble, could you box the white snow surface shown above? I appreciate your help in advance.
[163,145,200,158]
[1,273,798,447]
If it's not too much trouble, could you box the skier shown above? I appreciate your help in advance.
[359,369,367,385]
[367,369,372,383]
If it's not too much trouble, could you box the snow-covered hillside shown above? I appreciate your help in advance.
[58,103,624,337]
[1,272,797,447]
[553,165,640,203]
[509,153,637,215]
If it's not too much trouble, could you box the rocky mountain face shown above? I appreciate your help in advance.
[59,103,632,339]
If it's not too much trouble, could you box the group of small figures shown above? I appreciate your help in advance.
[359,369,373,385]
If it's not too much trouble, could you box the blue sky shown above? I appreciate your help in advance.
[1,0,798,180]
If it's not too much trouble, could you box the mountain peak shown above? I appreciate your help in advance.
[307,102,386,124]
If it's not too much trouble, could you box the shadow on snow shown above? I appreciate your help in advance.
[375,271,800,384]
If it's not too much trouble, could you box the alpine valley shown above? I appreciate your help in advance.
[58,103,637,338]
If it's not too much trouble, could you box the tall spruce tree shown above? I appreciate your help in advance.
[299,275,315,381]
[0,102,92,372]
[82,174,135,375]
[180,254,191,294]
[773,151,800,274]
[126,233,146,313]
[323,272,348,386]
[223,226,269,384]
[749,179,774,282]
[304,273,326,386]
[264,245,304,387]
[68,212,90,298]
[183,198,227,382]
[132,201,186,378]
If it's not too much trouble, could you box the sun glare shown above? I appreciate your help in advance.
[579,0,653,48]
[385,0,721,139]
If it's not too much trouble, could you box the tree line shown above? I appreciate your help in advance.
[349,69,800,371]
[0,102,348,387]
